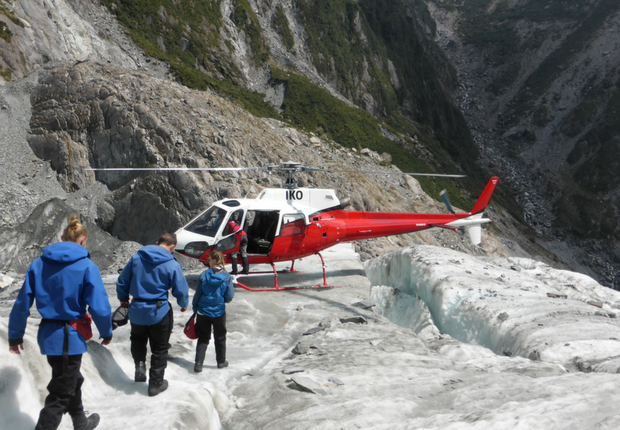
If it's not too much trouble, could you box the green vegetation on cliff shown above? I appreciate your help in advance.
[230,0,270,66]
[0,21,11,43]
[271,5,294,50]
[101,0,277,118]
[0,0,23,28]
[295,0,398,113]
[100,0,501,210]
[0,0,24,44]
[271,66,511,211]
[0,65,11,81]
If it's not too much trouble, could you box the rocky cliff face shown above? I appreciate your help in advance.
[92,0,484,182]
[0,61,509,274]
[428,0,620,288]
[0,0,570,278]
[0,0,138,81]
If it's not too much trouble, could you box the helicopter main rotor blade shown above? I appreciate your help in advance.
[301,167,465,178]
[86,162,464,178]
[87,167,265,172]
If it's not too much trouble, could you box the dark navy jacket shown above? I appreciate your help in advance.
[192,266,234,318]
[8,242,113,356]
[116,245,189,326]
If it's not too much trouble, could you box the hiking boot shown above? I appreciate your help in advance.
[231,256,238,275]
[194,363,203,373]
[148,379,169,397]
[73,413,100,430]
[135,361,147,382]
[217,361,229,369]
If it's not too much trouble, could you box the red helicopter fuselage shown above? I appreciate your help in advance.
[174,177,499,267]
[250,210,474,264]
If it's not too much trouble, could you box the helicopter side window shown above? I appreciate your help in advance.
[280,214,305,237]
[185,207,227,237]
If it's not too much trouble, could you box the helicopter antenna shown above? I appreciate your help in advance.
[244,186,258,199]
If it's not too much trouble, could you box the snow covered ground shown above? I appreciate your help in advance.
[2,243,620,430]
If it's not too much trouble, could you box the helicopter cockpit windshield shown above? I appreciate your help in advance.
[185,206,228,238]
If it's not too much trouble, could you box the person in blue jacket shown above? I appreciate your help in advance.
[8,216,113,430]
[192,250,234,373]
[116,231,189,397]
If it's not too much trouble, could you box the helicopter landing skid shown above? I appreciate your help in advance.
[233,254,338,292]
[235,260,302,275]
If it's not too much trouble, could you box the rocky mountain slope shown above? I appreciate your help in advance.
[427,0,620,288]
[0,0,596,282]
[0,59,512,274]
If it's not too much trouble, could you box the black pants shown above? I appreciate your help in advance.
[35,354,84,430]
[130,309,173,384]
[195,313,227,365]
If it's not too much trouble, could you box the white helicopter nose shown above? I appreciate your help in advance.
[174,228,211,251]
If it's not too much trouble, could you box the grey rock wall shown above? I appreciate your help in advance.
[0,0,140,84]
[17,60,508,260]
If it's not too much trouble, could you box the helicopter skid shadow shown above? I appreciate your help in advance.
[235,268,365,290]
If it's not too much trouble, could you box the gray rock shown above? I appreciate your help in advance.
[303,326,324,336]
[328,376,344,386]
[0,274,15,288]
[0,197,124,273]
[340,316,368,324]
[290,376,326,395]
[292,342,310,355]
[318,318,332,329]
[353,300,375,309]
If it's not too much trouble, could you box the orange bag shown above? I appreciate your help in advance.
[70,313,93,341]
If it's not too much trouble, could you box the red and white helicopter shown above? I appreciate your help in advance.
[93,162,498,291]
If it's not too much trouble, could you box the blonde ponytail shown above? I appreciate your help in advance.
[63,215,88,243]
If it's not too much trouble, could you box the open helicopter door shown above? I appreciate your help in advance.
[245,210,280,255]
[215,208,245,254]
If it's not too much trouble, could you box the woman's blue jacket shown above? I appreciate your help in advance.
[8,242,113,356]
[192,267,234,318]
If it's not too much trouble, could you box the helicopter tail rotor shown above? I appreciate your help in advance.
[440,189,456,214]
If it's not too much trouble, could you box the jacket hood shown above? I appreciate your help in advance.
[206,267,229,286]
[138,245,175,265]
[41,242,90,264]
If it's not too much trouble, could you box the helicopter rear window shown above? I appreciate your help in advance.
[185,206,227,237]
[280,214,305,237]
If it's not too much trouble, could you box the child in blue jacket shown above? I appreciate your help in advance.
[192,250,234,372]
[8,216,112,430]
